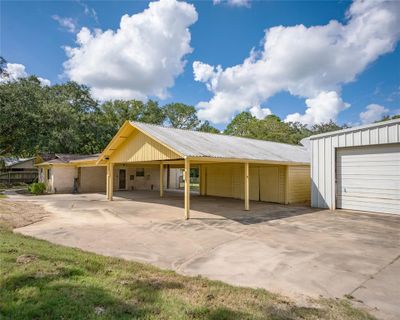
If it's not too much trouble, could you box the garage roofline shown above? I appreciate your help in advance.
[309,118,400,140]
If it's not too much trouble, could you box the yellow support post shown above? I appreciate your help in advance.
[199,164,206,196]
[244,162,249,211]
[184,158,190,219]
[106,163,110,200]
[160,162,164,197]
[108,163,114,201]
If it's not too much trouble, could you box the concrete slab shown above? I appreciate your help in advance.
[11,191,400,320]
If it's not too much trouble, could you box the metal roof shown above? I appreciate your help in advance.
[309,118,400,140]
[131,121,310,164]
[1,157,35,167]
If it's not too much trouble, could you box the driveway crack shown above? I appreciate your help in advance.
[173,236,241,273]
[349,253,400,296]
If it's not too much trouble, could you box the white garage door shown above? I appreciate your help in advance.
[336,144,400,215]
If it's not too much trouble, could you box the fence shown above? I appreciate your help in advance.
[0,170,38,184]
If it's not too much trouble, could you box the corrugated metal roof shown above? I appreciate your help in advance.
[309,118,400,140]
[131,121,310,164]
[1,157,35,167]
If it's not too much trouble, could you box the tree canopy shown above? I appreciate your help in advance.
[1,74,366,157]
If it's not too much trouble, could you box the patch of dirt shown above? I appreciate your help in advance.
[16,254,37,264]
[0,199,49,229]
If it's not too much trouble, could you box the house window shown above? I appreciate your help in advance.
[47,168,51,180]
[136,168,144,177]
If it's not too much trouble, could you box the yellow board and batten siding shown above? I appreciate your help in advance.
[201,163,308,204]
[287,166,311,203]
[110,130,181,163]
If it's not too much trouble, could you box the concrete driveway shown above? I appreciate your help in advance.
[11,191,400,319]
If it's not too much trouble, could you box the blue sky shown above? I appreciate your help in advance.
[1,0,399,129]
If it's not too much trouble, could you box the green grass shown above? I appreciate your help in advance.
[0,194,6,199]
[0,229,374,320]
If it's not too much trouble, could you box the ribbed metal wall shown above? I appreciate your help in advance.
[310,119,400,210]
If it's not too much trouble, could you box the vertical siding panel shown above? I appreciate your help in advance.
[388,125,396,143]
[325,137,332,208]
[111,131,180,162]
[397,123,400,142]
[345,132,353,146]
[311,140,319,207]
[331,135,338,210]
[370,128,379,145]
[338,134,346,147]
[287,166,311,203]
[318,139,325,207]
[361,129,369,145]
[379,126,388,144]
[353,131,361,146]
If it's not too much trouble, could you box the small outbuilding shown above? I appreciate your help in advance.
[309,119,400,215]
[0,156,39,184]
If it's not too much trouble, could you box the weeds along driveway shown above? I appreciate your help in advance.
[11,191,400,320]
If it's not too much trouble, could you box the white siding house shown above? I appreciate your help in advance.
[310,119,400,215]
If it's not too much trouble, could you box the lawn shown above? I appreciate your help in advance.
[0,199,375,320]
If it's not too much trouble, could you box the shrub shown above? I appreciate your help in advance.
[28,182,46,195]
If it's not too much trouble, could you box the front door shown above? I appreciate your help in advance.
[119,169,126,190]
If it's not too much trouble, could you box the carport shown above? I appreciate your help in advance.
[96,121,311,219]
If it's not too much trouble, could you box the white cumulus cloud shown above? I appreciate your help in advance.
[194,0,400,124]
[284,91,350,125]
[2,63,28,81]
[249,105,271,119]
[359,104,389,124]
[63,0,198,101]
[0,63,51,86]
[52,15,77,33]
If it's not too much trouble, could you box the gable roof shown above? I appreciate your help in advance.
[37,154,100,166]
[131,121,310,164]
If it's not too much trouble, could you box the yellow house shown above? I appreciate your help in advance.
[37,121,311,219]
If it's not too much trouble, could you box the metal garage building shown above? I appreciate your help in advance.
[310,119,400,215]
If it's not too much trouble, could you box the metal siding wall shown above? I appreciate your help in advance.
[311,121,400,210]
[331,135,339,209]
[311,140,320,207]
[318,139,326,207]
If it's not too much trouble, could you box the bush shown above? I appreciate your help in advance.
[28,182,46,195]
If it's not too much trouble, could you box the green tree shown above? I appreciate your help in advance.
[0,78,105,155]
[376,114,400,122]
[198,121,219,134]
[310,120,348,135]
[98,99,165,147]
[0,77,46,155]
[163,103,200,129]
[249,115,308,144]
[224,112,256,137]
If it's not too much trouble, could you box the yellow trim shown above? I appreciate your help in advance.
[244,162,249,211]
[184,158,190,219]
[188,156,309,166]
[96,121,134,164]
[130,122,185,159]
